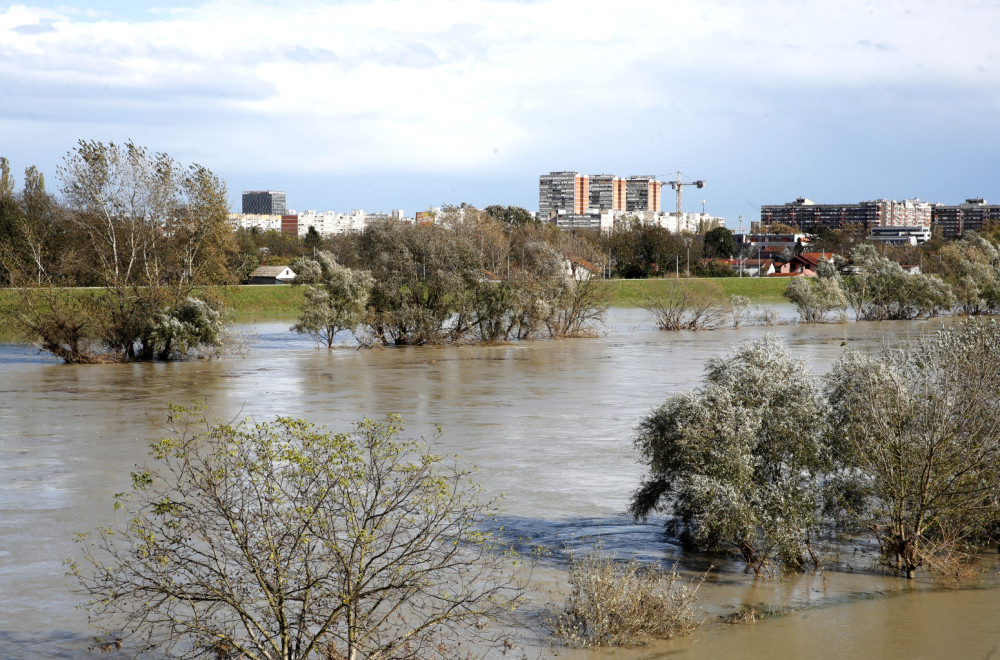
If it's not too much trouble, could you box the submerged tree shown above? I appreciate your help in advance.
[631,337,829,574]
[783,257,847,323]
[70,409,527,659]
[826,320,1000,578]
[291,251,374,348]
[843,244,954,320]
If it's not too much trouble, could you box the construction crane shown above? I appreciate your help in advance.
[664,171,705,216]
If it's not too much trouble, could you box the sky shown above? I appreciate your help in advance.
[1,0,999,226]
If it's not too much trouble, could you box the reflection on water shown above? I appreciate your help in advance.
[1,307,997,658]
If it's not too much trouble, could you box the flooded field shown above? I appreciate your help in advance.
[1,307,998,658]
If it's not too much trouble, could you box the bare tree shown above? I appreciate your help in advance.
[69,409,528,659]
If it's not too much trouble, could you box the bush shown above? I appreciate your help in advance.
[545,548,701,647]
[643,280,728,331]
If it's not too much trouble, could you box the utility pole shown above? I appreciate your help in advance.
[738,214,744,278]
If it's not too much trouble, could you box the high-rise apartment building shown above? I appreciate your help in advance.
[539,172,589,218]
[588,174,626,212]
[760,198,931,231]
[932,198,1000,240]
[242,190,288,215]
[625,176,662,213]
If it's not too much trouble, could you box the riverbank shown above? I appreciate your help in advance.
[0,277,790,319]
[601,276,789,307]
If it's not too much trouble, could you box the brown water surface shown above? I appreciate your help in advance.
[2,307,997,658]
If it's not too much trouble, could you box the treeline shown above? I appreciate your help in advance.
[0,144,611,360]
[0,142,239,362]
[632,321,1000,579]
[289,209,607,346]
[785,236,1000,322]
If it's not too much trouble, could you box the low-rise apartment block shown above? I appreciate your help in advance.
[760,198,932,231]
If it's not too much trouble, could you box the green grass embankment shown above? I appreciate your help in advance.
[1,278,790,321]
[598,277,789,307]
[208,285,306,318]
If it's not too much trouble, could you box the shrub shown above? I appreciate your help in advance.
[545,548,701,648]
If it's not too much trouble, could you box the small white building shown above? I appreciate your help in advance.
[867,225,932,246]
[248,266,296,285]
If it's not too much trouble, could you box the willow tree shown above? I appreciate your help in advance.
[631,337,829,574]
[290,251,374,348]
[70,409,527,659]
[826,320,1000,578]
[6,141,236,362]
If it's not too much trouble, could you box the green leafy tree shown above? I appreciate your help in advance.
[702,226,737,259]
[484,204,534,227]
[291,253,374,348]
[70,409,527,659]
[304,225,322,252]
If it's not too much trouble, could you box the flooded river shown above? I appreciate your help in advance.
[2,307,998,658]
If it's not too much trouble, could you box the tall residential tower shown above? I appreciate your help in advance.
[242,190,288,215]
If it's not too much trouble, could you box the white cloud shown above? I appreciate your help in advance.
[1,0,999,216]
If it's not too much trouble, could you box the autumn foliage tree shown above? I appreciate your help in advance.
[3,141,237,362]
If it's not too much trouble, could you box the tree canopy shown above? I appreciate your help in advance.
[632,324,1000,578]
[70,408,527,659]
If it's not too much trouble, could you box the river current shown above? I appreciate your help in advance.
[1,306,998,658]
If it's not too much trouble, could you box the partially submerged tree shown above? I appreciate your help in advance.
[545,546,701,648]
[291,252,374,348]
[70,409,527,659]
[642,280,728,331]
[843,244,954,320]
[631,337,829,574]
[783,258,847,323]
[5,141,235,362]
[825,320,1000,578]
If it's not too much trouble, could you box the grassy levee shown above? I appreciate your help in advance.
[598,277,789,307]
[0,279,789,324]
[207,285,306,317]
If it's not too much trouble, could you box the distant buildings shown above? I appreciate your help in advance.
[539,172,590,217]
[539,171,717,233]
[760,198,932,231]
[625,176,661,213]
[930,198,1000,240]
[242,190,287,215]
[588,174,625,212]
[868,226,932,246]
[760,196,1000,241]
[230,208,409,237]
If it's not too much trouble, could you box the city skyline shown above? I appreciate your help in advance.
[2,1,999,226]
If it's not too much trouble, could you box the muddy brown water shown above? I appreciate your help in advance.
[2,307,998,658]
